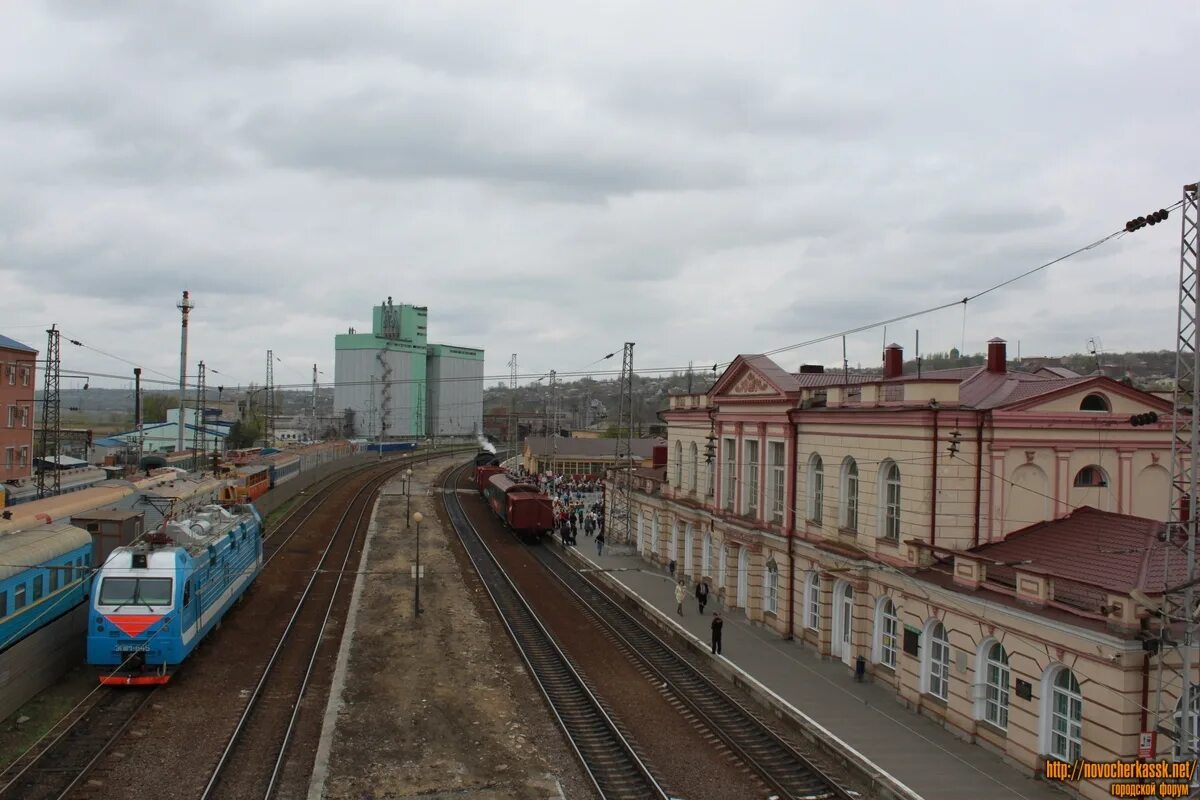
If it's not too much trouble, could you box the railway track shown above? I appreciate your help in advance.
[442,462,669,800]
[197,461,398,800]
[0,448,469,800]
[532,544,853,800]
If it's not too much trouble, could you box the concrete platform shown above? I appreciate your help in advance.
[560,540,1067,800]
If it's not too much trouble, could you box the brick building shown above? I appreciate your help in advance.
[617,337,1187,800]
[0,334,37,485]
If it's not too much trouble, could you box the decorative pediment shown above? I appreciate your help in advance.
[729,370,774,396]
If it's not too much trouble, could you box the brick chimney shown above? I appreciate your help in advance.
[987,338,1007,373]
[883,343,903,379]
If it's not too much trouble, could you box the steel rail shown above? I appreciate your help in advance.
[199,464,401,800]
[442,461,669,800]
[537,545,854,800]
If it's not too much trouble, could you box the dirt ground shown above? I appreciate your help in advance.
[314,460,597,800]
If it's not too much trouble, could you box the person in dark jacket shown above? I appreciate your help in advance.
[711,612,723,655]
[595,529,605,556]
[695,580,710,614]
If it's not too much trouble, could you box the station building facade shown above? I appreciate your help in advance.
[611,337,1189,800]
[0,334,37,485]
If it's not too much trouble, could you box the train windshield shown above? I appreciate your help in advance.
[99,577,173,607]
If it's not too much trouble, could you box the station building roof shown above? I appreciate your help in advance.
[0,334,36,353]
[524,436,661,460]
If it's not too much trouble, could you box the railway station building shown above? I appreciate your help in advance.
[523,435,663,477]
[0,333,37,486]
[333,299,484,441]
[613,337,1187,800]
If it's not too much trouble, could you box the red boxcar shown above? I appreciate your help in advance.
[476,465,504,492]
[483,473,554,541]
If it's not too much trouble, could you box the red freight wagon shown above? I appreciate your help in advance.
[483,473,554,541]
[476,465,504,492]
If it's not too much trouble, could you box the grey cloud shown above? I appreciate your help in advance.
[921,206,1068,235]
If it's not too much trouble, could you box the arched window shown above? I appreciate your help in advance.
[807,454,824,525]
[702,532,712,577]
[840,457,859,531]
[976,640,1010,730]
[1043,666,1083,761]
[922,620,951,699]
[879,460,901,540]
[1073,465,1109,488]
[764,558,779,615]
[718,545,728,590]
[804,571,821,631]
[684,523,694,575]
[874,597,899,668]
[1079,393,1110,412]
[651,513,659,555]
[674,440,683,487]
[689,442,699,492]
[736,547,750,607]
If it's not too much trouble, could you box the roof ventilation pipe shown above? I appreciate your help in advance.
[883,343,904,379]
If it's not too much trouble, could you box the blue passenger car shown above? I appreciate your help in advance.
[0,523,93,654]
[87,504,262,685]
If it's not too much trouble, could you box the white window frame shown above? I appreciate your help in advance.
[768,440,785,524]
[3,447,13,468]
[807,454,824,525]
[689,442,699,493]
[5,363,13,385]
[19,365,29,387]
[702,532,712,576]
[874,596,899,668]
[5,406,13,428]
[764,561,779,615]
[1041,666,1083,761]
[805,572,821,630]
[840,457,859,531]
[923,621,951,700]
[18,447,28,468]
[673,440,683,487]
[722,437,736,510]
[976,639,1010,730]
[880,460,901,540]
[744,439,760,517]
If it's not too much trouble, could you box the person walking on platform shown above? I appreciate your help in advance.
[695,579,710,614]
[711,612,723,655]
[674,580,686,616]
[584,514,594,537]
[595,529,605,556]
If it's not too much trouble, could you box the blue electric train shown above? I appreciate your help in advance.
[0,522,93,654]
[87,503,263,685]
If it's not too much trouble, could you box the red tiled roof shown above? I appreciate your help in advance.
[968,507,1186,596]
[788,372,879,387]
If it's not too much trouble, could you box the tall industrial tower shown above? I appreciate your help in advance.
[607,343,635,543]
[192,361,207,470]
[1153,182,1200,759]
[310,363,319,441]
[35,325,62,500]
[508,354,518,464]
[265,350,275,446]
[176,290,194,453]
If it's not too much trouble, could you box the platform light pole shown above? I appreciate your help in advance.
[412,511,424,615]
[404,468,414,525]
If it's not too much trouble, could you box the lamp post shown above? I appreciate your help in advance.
[412,511,424,615]
[405,468,414,526]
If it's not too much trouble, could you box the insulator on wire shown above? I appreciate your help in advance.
[1126,208,1169,232]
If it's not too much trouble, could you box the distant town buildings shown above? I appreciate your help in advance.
[0,334,37,484]
[622,337,1182,800]
[333,298,483,440]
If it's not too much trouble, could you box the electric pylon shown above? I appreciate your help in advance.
[35,325,61,500]
[1153,181,1200,760]
[608,343,635,543]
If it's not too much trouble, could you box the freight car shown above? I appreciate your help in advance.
[87,503,263,685]
[0,521,93,653]
[482,473,554,542]
[473,450,504,492]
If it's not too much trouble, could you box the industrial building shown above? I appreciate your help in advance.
[333,299,484,440]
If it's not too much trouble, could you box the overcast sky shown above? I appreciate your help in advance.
[2,1,1198,392]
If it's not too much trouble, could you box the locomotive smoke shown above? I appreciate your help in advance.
[478,435,496,454]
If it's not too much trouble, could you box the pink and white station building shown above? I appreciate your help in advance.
[613,337,1189,800]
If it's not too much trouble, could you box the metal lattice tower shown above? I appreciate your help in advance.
[310,363,319,441]
[549,370,558,475]
[508,354,518,466]
[265,350,275,446]
[1154,182,1200,758]
[191,361,207,471]
[35,325,62,500]
[608,343,635,543]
